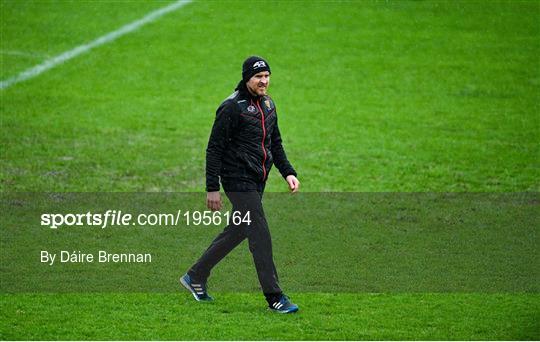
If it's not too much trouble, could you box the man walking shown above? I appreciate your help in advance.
[180,56,300,314]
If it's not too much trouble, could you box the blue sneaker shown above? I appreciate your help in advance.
[269,294,299,313]
[179,273,214,302]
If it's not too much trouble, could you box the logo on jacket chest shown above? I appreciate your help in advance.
[247,105,257,114]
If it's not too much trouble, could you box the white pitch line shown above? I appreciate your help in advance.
[0,50,50,59]
[0,0,192,90]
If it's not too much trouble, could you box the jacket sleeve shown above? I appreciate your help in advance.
[206,100,238,192]
[271,115,297,179]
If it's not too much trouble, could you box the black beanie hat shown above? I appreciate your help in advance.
[242,56,271,83]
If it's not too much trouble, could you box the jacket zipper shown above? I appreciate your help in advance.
[254,99,267,180]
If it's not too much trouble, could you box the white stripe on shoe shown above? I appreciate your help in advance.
[180,277,202,301]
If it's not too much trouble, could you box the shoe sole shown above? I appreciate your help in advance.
[269,307,299,314]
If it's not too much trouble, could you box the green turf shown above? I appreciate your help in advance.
[1,193,538,293]
[0,1,168,79]
[1,293,538,340]
[1,0,539,340]
[1,0,538,192]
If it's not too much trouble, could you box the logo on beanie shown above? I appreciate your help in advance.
[253,61,266,69]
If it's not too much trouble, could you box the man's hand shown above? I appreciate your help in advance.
[286,175,300,193]
[206,191,222,211]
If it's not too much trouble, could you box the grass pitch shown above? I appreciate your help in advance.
[2,0,538,192]
[1,293,538,340]
[1,0,539,340]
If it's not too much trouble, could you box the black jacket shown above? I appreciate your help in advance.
[206,83,296,191]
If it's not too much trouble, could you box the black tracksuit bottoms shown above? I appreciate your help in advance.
[188,179,282,296]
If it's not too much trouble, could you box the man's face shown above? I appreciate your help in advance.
[246,71,270,96]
